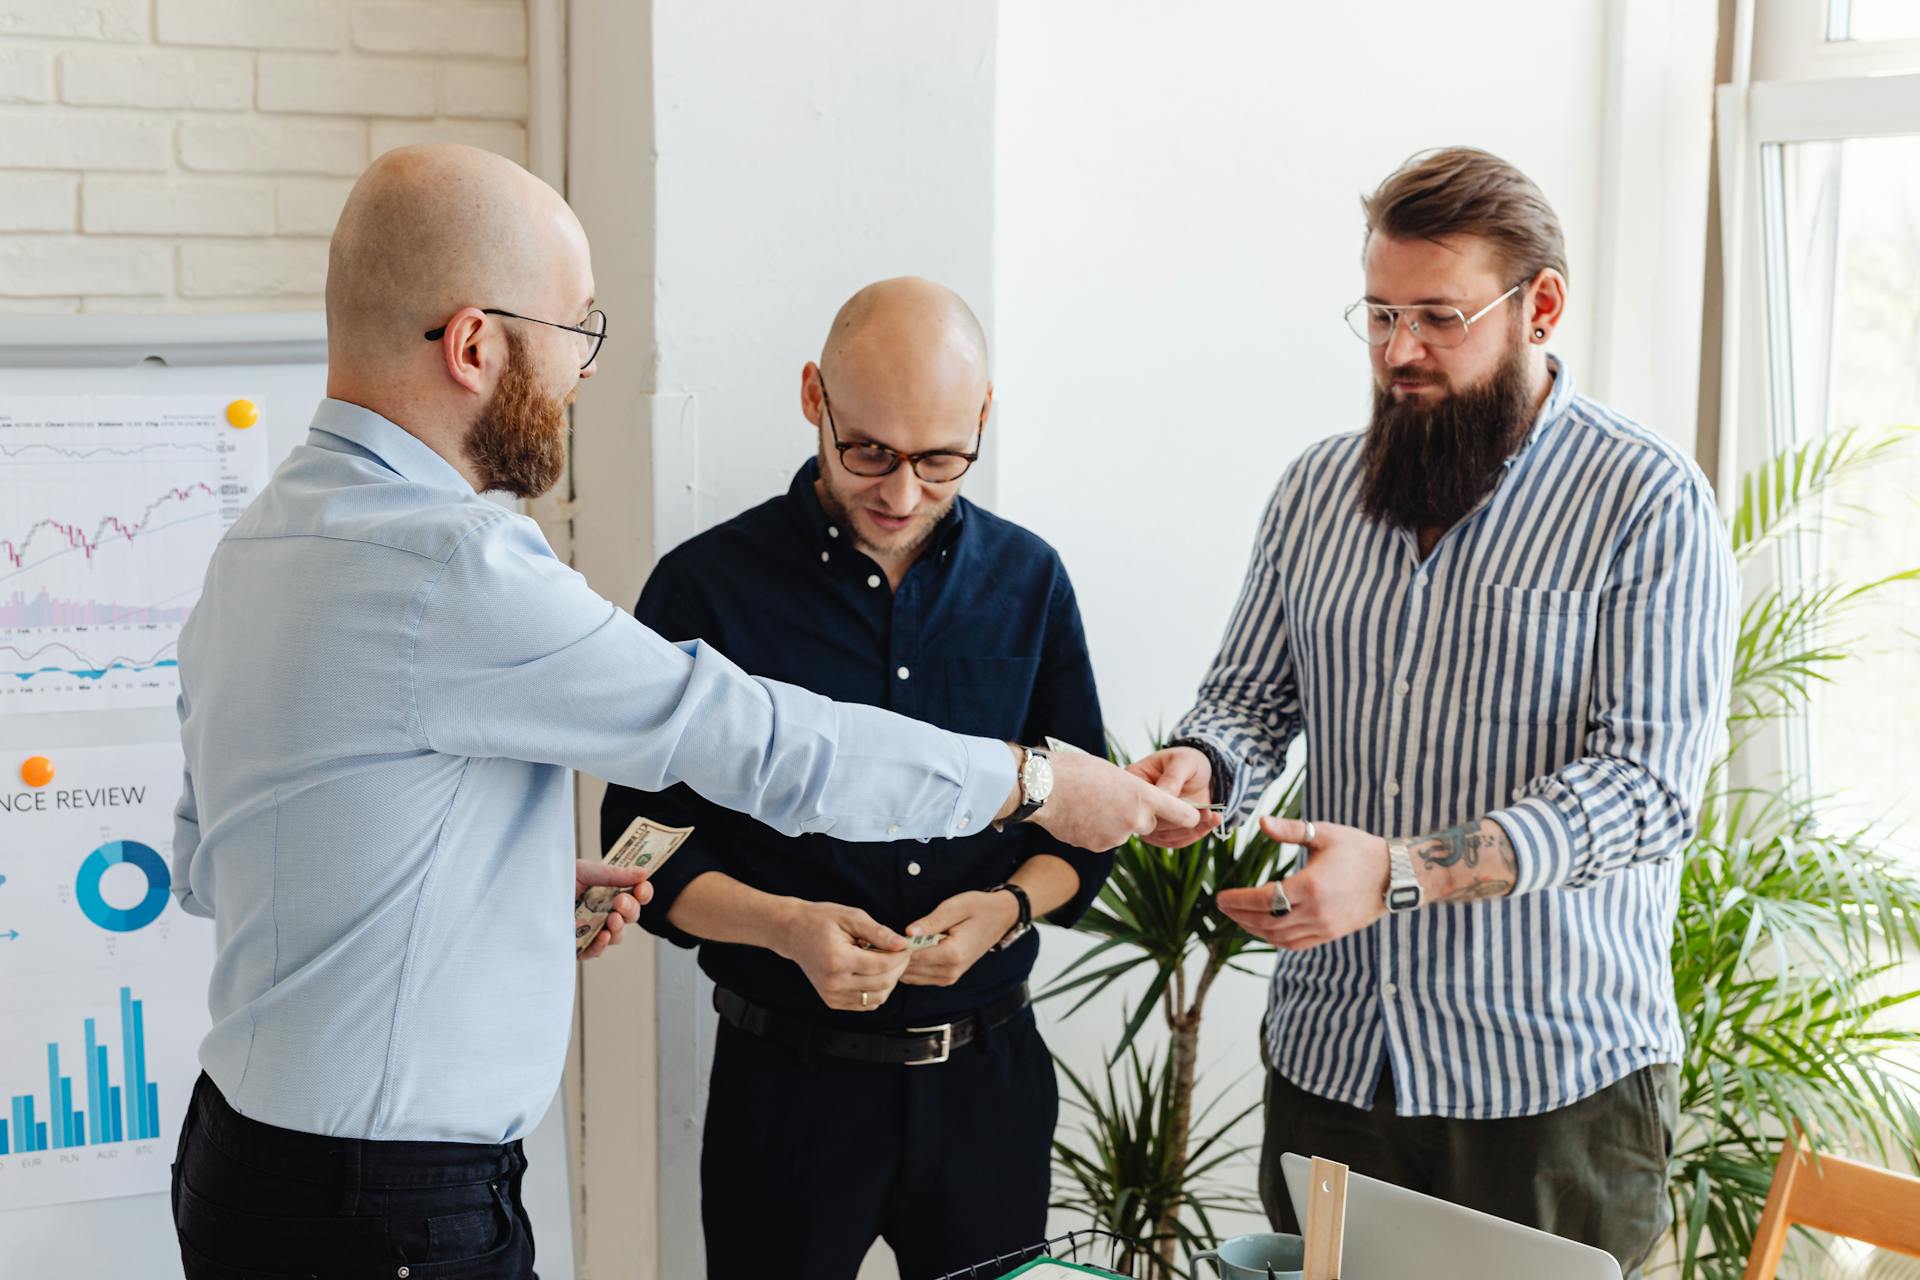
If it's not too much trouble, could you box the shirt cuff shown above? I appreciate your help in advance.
[1169,733,1244,816]
[1491,794,1578,896]
[954,735,1018,837]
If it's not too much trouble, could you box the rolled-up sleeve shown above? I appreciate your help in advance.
[411,513,1015,845]
[1494,473,1736,894]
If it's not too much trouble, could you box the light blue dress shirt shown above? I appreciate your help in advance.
[173,399,1015,1143]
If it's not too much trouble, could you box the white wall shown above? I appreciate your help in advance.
[562,2,1718,1273]
[993,0,1680,1246]
[567,4,999,1276]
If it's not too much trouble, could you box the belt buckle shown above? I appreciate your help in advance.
[904,1022,953,1066]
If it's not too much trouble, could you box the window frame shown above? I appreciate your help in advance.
[1716,64,1920,795]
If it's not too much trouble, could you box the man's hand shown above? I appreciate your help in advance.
[772,900,912,1012]
[575,859,653,960]
[898,889,1020,988]
[1215,817,1388,950]
[1127,745,1224,848]
[1020,746,1203,852]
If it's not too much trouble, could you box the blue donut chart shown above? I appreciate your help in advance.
[76,840,171,932]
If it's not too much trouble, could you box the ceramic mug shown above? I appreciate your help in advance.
[1191,1231,1306,1280]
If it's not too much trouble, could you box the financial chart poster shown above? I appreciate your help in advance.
[0,742,213,1209]
[0,396,270,713]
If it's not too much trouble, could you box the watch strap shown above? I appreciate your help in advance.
[1386,837,1422,913]
[988,881,1032,951]
[1003,745,1051,827]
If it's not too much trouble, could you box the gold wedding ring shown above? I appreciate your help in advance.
[860,990,869,1007]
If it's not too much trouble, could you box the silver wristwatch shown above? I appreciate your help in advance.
[994,745,1054,831]
[1386,837,1423,914]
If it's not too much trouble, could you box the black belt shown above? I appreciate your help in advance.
[713,983,1031,1066]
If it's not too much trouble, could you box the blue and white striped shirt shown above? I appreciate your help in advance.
[1175,359,1736,1118]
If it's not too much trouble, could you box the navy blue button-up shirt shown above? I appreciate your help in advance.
[604,460,1110,1027]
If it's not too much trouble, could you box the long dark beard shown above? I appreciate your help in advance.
[466,330,572,499]
[1357,338,1534,532]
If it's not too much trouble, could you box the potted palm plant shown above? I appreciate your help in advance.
[1667,424,1920,1278]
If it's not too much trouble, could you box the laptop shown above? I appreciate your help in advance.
[1281,1152,1623,1280]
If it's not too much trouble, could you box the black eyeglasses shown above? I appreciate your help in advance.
[819,375,984,483]
[424,307,608,371]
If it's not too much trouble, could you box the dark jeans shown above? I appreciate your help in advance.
[171,1073,538,1279]
[1259,1058,1677,1280]
[701,1006,1059,1280]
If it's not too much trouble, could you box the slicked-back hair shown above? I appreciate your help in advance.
[1362,147,1568,287]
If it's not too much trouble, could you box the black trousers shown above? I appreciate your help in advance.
[171,1073,538,1279]
[701,1006,1060,1280]
[1258,1058,1677,1280]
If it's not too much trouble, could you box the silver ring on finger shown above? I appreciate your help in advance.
[1302,820,1317,845]
[1269,880,1292,917]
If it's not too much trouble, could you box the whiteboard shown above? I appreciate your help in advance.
[0,315,578,1280]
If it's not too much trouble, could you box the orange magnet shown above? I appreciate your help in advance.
[225,399,260,429]
[20,756,54,788]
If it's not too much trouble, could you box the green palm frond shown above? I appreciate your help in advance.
[1052,1043,1263,1280]
[1727,425,1916,563]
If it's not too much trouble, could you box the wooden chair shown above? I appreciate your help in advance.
[1743,1136,1920,1279]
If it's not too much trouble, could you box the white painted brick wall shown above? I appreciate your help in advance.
[0,174,76,231]
[0,0,530,311]
[0,44,52,101]
[59,49,253,109]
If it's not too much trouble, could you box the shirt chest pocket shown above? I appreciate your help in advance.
[943,655,1041,740]
[1469,584,1597,727]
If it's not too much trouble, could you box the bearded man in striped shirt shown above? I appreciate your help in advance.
[1131,147,1736,1278]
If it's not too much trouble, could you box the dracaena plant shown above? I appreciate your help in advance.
[1046,755,1302,1279]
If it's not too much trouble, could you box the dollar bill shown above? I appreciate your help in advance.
[905,932,947,951]
[574,815,694,952]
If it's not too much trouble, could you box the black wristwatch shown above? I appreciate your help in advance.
[987,882,1033,952]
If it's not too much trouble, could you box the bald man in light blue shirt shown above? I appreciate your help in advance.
[168,145,1191,1278]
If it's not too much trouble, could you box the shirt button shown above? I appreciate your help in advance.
[897,666,910,680]
[827,525,840,538]
[1512,787,1526,803]
[1383,780,1400,797]
[867,574,882,589]
[886,823,901,836]
[907,861,922,876]
[1413,574,1428,589]
[819,550,830,563]
[1394,679,1410,697]
[1382,982,1398,998]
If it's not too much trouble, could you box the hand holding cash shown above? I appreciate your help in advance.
[575,815,693,955]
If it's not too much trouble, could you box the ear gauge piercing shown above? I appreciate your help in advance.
[1534,327,1547,341]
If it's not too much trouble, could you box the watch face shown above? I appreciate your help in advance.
[1388,884,1421,912]
[1023,752,1055,803]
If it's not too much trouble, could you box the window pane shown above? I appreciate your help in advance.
[1775,133,1920,842]
[1833,0,1920,41]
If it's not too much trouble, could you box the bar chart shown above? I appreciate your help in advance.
[1,986,161,1156]
[0,742,214,1210]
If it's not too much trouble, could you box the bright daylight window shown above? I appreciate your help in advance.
[1828,0,1920,42]
[1767,132,1920,841]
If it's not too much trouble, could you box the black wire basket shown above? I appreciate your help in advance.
[932,1228,1141,1279]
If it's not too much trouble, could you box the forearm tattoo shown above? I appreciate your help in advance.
[1409,818,1517,902]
